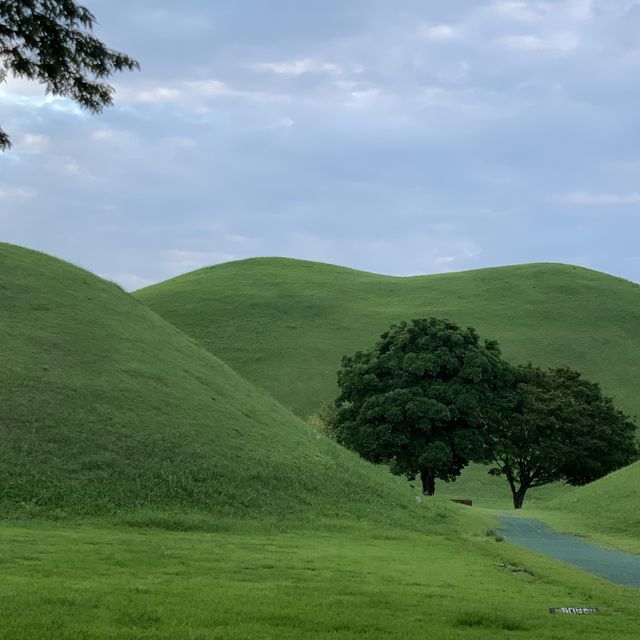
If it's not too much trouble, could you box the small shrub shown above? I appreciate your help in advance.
[307,402,338,439]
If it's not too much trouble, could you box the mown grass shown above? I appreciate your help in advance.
[527,461,640,554]
[427,463,568,508]
[136,257,640,505]
[136,257,640,421]
[3,243,640,639]
[1,519,639,640]
[0,242,443,524]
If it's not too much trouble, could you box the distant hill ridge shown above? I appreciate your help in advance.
[137,257,640,421]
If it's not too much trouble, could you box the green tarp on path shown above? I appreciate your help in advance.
[500,517,640,588]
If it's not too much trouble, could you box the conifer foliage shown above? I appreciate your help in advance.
[0,0,138,149]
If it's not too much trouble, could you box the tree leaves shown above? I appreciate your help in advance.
[485,364,639,507]
[332,318,511,494]
[0,0,139,149]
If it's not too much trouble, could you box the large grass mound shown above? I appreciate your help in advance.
[541,461,640,540]
[0,244,428,522]
[137,258,640,421]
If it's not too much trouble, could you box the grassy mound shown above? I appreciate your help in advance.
[0,243,430,522]
[541,461,640,539]
[137,258,640,422]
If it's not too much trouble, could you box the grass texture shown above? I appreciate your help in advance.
[2,521,640,639]
[137,258,640,421]
[137,257,640,506]
[0,243,436,522]
[3,243,640,639]
[535,460,640,550]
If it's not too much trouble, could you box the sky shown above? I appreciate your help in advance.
[2,0,640,289]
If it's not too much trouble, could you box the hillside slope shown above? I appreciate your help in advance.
[0,244,427,521]
[137,258,640,421]
[542,461,640,539]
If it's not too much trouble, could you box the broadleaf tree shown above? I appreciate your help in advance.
[331,318,512,496]
[0,0,139,149]
[484,365,639,509]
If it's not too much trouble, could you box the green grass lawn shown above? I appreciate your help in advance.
[0,243,435,523]
[526,461,640,554]
[136,257,640,506]
[136,257,640,422]
[430,463,567,509]
[543,460,640,538]
[2,518,640,640]
[3,243,640,639]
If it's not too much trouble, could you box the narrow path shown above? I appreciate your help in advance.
[500,516,640,588]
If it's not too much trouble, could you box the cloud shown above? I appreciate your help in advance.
[102,272,156,291]
[134,87,183,104]
[564,0,594,22]
[558,191,640,205]
[0,186,36,201]
[497,32,579,51]
[114,79,288,113]
[251,58,344,76]
[418,24,458,41]
[19,133,50,150]
[165,249,238,271]
[2,0,640,286]
[184,80,235,96]
[485,1,550,22]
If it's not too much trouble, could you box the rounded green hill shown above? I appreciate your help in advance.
[0,244,424,521]
[136,257,640,421]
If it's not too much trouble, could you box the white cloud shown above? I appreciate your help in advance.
[418,24,458,41]
[252,58,344,76]
[134,87,183,104]
[486,1,550,22]
[91,128,121,141]
[558,191,640,205]
[564,0,594,21]
[0,186,36,201]
[498,32,579,51]
[102,272,156,291]
[343,87,382,110]
[19,133,50,150]
[483,1,594,25]
[60,162,81,175]
[165,249,237,271]
[115,79,288,113]
[184,80,236,97]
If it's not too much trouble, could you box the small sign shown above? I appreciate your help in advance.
[549,607,599,615]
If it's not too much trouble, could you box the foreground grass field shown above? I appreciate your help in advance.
[2,519,640,640]
[137,258,640,422]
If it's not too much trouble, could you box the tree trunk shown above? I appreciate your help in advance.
[421,468,436,496]
[511,484,529,509]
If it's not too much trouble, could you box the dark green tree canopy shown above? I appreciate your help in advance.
[332,318,511,495]
[484,365,639,508]
[0,0,139,149]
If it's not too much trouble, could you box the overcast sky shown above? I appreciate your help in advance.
[2,0,640,288]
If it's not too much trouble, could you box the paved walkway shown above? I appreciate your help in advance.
[500,516,640,588]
